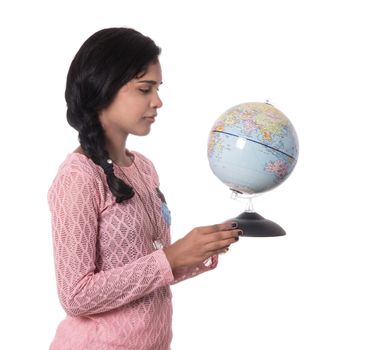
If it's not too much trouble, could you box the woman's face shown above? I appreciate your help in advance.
[99,61,163,138]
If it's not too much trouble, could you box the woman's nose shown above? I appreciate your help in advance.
[151,92,163,109]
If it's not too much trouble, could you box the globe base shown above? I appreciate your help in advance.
[232,212,286,237]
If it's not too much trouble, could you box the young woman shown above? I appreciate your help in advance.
[48,27,241,350]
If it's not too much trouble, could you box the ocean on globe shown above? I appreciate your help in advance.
[207,102,299,195]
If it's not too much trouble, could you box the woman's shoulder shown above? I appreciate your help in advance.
[58,152,101,177]
[49,153,105,193]
[48,153,107,206]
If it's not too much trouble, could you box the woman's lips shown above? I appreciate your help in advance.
[144,115,156,123]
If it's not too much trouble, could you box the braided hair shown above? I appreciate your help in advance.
[65,28,161,203]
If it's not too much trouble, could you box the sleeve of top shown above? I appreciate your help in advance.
[171,255,219,284]
[48,168,174,317]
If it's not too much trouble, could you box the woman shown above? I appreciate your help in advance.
[48,27,241,350]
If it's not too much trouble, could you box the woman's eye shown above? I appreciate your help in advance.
[139,88,151,94]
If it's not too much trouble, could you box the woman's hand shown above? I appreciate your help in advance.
[164,222,241,271]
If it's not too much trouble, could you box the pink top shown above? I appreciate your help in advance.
[48,151,218,350]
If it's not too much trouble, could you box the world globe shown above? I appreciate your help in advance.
[207,102,299,237]
[208,102,299,195]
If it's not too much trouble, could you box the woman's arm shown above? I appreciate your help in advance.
[48,169,174,317]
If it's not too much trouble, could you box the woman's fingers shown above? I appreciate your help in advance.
[195,223,240,243]
[216,246,230,255]
[205,234,240,252]
[203,228,242,246]
[197,222,238,235]
[165,222,242,271]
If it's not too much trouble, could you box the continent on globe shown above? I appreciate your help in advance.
[207,102,299,195]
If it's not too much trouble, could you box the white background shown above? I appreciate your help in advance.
[1,1,375,349]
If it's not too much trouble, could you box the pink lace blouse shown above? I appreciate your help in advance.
[48,151,217,350]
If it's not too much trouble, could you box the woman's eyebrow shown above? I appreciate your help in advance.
[137,80,163,85]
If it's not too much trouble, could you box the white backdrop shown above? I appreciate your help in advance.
[1,1,375,349]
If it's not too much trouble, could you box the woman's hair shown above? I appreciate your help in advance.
[65,27,161,203]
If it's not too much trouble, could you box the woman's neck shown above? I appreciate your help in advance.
[74,138,133,167]
[105,136,131,166]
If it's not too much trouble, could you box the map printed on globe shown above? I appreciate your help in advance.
[208,102,299,195]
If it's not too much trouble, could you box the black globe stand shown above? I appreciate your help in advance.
[233,211,286,237]
[229,191,286,237]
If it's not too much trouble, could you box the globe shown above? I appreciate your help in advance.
[207,102,299,237]
[208,102,299,195]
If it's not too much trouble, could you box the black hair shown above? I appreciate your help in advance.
[65,27,161,202]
